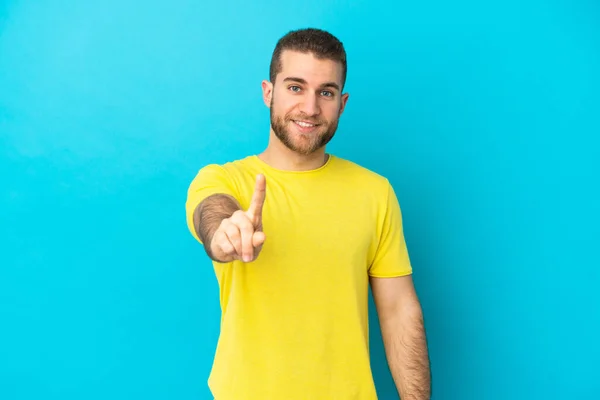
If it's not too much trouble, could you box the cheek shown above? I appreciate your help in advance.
[272,95,295,113]
[322,102,342,118]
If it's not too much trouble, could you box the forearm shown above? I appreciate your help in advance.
[193,194,241,258]
[380,303,431,399]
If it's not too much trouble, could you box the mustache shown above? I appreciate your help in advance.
[285,113,325,125]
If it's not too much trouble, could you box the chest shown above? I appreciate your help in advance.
[257,181,378,272]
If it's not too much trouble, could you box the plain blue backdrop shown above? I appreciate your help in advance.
[1,0,599,399]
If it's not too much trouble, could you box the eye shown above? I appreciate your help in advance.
[289,85,301,92]
[321,90,334,97]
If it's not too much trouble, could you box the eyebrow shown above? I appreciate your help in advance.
[283,77,340,91]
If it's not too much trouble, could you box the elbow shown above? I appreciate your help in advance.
[381,298,424,328]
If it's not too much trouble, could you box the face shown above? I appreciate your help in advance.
[262,50,349,155]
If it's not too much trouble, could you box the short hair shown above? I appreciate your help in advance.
[269,28,347,89]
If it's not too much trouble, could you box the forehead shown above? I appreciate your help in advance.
[277,50,343,86]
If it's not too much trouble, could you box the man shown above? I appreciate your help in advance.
[185,28,431,400]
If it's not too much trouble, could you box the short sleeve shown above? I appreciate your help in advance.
[368,182,413,278]
[185,164,239,243]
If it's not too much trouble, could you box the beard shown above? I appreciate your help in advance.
[270,99,340,156]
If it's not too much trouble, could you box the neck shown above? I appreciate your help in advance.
[258,130,329,171]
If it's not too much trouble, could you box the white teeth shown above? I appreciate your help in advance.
[295,121,315,128]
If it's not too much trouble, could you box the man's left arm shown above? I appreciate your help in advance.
[370,274,431,400]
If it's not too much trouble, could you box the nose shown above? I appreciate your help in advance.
[298,94,320,116]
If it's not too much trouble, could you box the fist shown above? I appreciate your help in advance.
[210,174,266,263]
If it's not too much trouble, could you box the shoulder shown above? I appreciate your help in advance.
[330,155,392,191]
[193,156,256,179]
[188,156,261,202]
[329,156,403,216]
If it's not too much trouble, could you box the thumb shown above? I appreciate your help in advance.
[252,231,266,248]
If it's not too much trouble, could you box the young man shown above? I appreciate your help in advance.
[186,28,431,400]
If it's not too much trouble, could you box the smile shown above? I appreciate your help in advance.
[293,120,319,128]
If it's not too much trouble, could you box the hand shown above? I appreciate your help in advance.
[210,174,266,263]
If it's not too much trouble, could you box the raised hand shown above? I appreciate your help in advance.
[210,174,266,263]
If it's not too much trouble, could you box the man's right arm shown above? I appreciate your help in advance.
[190,174,266,263]
[193,194,241,260]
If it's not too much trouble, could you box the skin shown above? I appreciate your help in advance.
[195,49,431,399]
[259,50,349,171]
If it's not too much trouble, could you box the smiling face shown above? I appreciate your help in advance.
[262,50,349,156]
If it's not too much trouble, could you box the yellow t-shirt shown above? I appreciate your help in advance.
[185,154,412,400]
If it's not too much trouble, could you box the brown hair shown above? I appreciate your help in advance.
[269,28,347,89]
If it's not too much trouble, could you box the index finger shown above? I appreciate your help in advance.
[247,174,266,219]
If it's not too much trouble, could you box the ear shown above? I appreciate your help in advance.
[261,80,273,108]
[339,92,350,115]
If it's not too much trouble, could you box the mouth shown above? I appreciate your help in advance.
[292,120,321,132]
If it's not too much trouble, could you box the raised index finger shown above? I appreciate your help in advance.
[247,174,266,220]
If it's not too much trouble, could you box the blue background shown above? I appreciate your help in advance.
[1,0,599,399]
